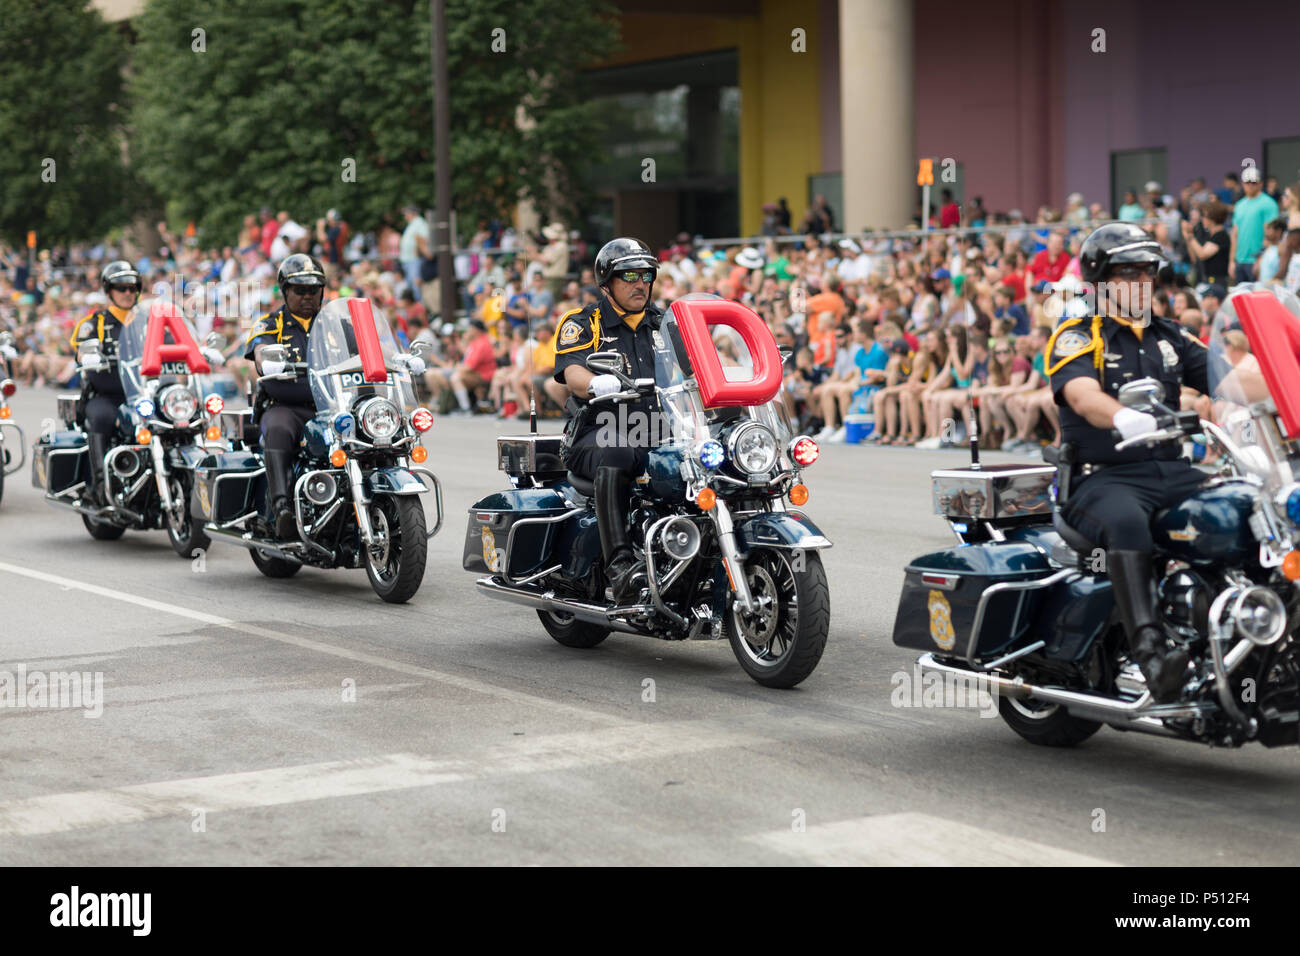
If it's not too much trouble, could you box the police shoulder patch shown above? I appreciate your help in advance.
[1053,329,1091,357]
[559,320,582,345]
[249,314,275,337]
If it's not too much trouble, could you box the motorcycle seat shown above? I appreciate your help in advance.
[1053,510,1099,558]
[566,471,595,497]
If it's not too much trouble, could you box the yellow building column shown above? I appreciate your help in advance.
[839,0,913,231]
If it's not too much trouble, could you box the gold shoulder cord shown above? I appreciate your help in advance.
[1043,315,1105,389]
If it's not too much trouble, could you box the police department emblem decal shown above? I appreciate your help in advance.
[1054,330,1090,356]
[482,527,500,571]
[928,589,956,651]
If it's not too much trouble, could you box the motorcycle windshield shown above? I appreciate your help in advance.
[116,300,215,404]
[653,296,796,448]
[1204,284,1300,492]
[306,297,416,414]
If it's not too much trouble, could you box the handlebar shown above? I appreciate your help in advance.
[1111,409,1201,452]
[587,377,656,405]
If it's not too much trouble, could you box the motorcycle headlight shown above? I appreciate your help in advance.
[157,385,197,423]
[357,397,402,442]
[1232,586,1287,646]
[727,422,777,475]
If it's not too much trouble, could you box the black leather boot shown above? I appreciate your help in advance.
[85,431,110,507]
[1109,550,1190,703]
[594,466,642,603]
[264,449,297,540]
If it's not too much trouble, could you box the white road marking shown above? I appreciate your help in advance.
[749,812,1119,866]
[0,560,624,726]
[0,721,764,836]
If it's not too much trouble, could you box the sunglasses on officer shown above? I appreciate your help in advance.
[615,270,655,285]
[1111,263,1159,279]
[286,283,323,297]
[109,283,140,294]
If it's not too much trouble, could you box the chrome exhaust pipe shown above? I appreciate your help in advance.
[43,492,141,524]
[917,653,1202,723]
[204,525,304,564]
[475,576,644,634]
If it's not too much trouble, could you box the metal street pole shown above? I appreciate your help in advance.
[430,0,457,323]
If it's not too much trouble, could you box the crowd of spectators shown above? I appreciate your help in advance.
[4,172,1299,450]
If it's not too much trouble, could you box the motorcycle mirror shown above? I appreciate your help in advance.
[409,340,433,359]
[1118,377,1163,410]
[585,351,625,375]
[205,330,226,349]
[778,345,794,363]
[77,340,102,358]
[0,331,13,347]
[260,344,289,364]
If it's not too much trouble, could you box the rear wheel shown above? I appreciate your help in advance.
[82,512,126,540]
[250,546,302,578]
[166,474,211,558]
[537,608,610,648]
[997,696,1102,747]
[364,495,427,603]
[727,548,830,688]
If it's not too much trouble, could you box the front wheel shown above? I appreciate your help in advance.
[364,495,427,603]
[166,474,211,558]
[727,548,830,688]
[997,696,1102,747]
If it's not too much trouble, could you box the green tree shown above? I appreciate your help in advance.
[0,0,131,245]
[130,0,618,245]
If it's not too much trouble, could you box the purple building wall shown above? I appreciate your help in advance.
[912,0,1300,216]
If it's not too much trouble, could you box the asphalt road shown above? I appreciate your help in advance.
[0,385,1297,866]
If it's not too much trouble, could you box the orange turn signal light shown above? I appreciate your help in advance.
[696,487,716,511]
[205,425,221,441]
[0,406,10,420]
[410,445,428,464]
[1283,550,1300,581]
[329,448,348,467]
[789,483,809,506]
[136,428,152,445]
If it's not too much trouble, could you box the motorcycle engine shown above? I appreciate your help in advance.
[1158,568,1210,644]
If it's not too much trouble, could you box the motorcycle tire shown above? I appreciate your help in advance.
[250,546,302,578]
[727,548,830,689]
[997,696,1102,747]
[364,495,427,604]
[82,513,126,541]
[166,475,211,559]
[537,608,609,648]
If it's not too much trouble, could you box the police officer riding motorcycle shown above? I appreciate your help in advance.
[72,261,140,507]
[1046,222,1207,701]
[554,237,662,602]
[247,253,326,540]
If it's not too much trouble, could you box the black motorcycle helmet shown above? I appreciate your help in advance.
[100,260,141,294]
[277,253,327,289]
[1078,222,1164,284]
[594,238,658,289]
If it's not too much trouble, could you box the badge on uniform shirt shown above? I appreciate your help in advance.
[652,330,665,349]
[559,321,582,345]
[1054,329,1091,357]
[1158,339,1179,369]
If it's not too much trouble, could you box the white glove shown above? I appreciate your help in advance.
[1114,407,1158,441]
[201,346,225,368]
[262,359,287,376]
[0,345,16,360]
[589,374,622,398]
[396,354,426,375]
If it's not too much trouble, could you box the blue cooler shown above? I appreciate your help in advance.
[844,414,873,444]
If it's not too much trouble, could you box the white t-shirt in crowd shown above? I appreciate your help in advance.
[270,220,308,262]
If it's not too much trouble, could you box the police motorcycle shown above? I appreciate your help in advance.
[0,331,24,507]
[465,295,832,688]
[893,285,1300,749]
[194,297,442,603]
[32,301,223,550]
